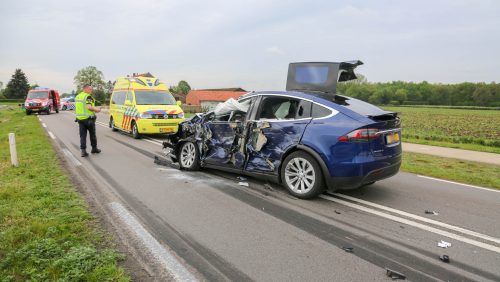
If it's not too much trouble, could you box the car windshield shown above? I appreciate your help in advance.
[27,91,49,99]
[134,90,176,105]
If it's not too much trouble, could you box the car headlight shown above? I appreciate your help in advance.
[140,113,153,119]
[25,102,29,106]
[177,112,184,119]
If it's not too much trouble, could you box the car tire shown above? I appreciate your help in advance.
[55,107,59,113]
[46,108,51,115]
[26,110,31,115]
[110,117,118,132]
[178,142,200,171]
[62,105,67,110]
[132,122,140,139]
[281,151,325,199]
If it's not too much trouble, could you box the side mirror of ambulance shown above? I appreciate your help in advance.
[176,100,182,106]
[125,100,132,106]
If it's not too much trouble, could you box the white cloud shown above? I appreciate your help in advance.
[266,47,285,56]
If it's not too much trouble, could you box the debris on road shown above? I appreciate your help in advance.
[385,268,406,280]
[438,240,451,248]
[334,210,341,214]
[439,255,450,263]
[236,176,247,181]
[263,183,274,191]
[341,246,353,253]
[425,210,439,215]
[238,182,249,187]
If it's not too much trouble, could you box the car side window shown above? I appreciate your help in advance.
[312,104,332,118]
[112,92,126,105]
[256,96,300,120]
[296,100,312,119]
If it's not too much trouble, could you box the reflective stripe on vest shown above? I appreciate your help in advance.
[75,92,95,120]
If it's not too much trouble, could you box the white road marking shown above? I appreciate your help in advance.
[320,194,500,254]
[48,131,56,139]
[331,193,500,245]
[42,123,47,128]
[109,202,198,282]
[417,175,500,193]
[62,148,82,166]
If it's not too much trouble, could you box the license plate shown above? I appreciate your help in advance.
[385,132,400,145]
[160,128,174,133]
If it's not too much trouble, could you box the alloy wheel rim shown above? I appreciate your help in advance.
[180,143,196,167]
[284,157,315,194]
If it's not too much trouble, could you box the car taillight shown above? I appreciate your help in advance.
[338,128,379,142]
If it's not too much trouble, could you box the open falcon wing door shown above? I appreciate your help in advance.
[286,60,363,95]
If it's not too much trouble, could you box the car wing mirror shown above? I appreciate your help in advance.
[176,100,182,106]
[124,100,132,106]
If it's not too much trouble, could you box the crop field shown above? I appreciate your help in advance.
[383,106,500,154]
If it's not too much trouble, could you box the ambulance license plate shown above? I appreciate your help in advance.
[160,128,174,133]
[385,132,400,145]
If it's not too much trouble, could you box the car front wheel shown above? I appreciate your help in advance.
[178,142,200,171]
[281,151,325,199]
[110,117,118,131]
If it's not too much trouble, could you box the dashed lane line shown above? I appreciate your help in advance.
[48,131,56,140]
[109,202,198,282]
[62,148,82,166]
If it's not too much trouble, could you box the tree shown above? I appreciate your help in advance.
[103,80,114,101]
[30,84,40,89]
[393,89,408,105]
[177,80,191,95]
[4,69,30,99]
[74,66,105,91]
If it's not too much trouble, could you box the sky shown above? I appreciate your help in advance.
[1,0,499,94]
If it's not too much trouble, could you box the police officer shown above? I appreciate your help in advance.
[75,85,101,157]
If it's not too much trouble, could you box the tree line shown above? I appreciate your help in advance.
[0,67,191,104]
[337,77,500,107]
[2,68,498,107]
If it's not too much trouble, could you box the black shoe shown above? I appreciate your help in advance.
[81,150,89,157]
[91,148,101,154]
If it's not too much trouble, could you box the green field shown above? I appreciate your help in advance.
[401,152,500,190]
[383,106,500,154]
[0,106,129,281]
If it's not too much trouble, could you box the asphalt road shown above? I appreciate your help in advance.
[38,111,500,281]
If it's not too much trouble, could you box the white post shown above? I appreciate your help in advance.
[9,133,18,167]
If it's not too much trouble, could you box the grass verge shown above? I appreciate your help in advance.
[401,152,500,190]
[0,106,129,281]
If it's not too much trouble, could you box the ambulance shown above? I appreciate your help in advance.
[109,74,184,138]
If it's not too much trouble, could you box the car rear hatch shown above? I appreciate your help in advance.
[335,95,401,156]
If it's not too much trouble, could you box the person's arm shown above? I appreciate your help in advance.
[86,104,101,113]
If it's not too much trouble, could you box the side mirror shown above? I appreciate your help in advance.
[176,100,182,106]
[124,100,132,106]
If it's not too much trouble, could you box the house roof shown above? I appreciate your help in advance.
[186,89,246,105]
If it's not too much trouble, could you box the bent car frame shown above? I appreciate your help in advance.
[163,61,402,199]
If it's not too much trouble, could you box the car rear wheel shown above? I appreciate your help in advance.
[46,108,51,115]
[110,117,118,132]
[26,110,31,115]
[178,142,200,171]
[132,122,140,139]
[281,151,325,199]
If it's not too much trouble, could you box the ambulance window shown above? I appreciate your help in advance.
[112,92,126,105]
[126,91,133,103]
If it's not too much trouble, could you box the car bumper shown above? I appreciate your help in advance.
[327,154,402,190]
[136,119,183,134]
[26,106,49,112]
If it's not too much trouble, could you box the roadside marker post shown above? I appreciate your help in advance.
[9,133,18,167]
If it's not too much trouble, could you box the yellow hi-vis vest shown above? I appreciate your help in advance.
[75,92,96,120]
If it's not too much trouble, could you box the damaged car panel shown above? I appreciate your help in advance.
[163,61,402,199]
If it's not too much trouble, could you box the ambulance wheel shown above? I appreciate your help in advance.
[178,142,200,171]
[132,122,140,139]
[110,117,118,131]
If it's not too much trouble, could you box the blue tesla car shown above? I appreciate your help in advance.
[163,61,402,199]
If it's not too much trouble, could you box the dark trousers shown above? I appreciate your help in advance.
[78,118,97,150]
